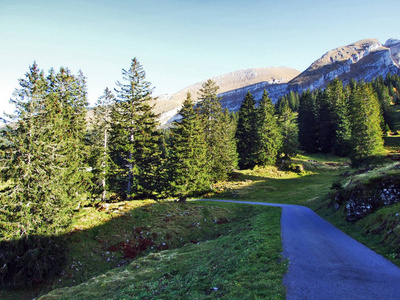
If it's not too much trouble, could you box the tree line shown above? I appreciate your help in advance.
[296,75,400,164]
[1,58,399,286]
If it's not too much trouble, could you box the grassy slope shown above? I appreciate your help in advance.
[39,203,285,300]
[0,199,286,299]
[33,154,346,299]
[212,154,348,206]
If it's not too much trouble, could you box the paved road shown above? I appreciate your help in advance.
[195,200,400,300]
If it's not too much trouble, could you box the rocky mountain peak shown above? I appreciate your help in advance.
[156,38,400,125]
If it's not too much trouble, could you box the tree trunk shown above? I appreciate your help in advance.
[178,196,187,203]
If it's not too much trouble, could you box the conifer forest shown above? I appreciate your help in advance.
[1,58,400,288]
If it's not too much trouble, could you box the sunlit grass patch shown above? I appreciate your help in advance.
[342,162,400,190]
[209,154,349,205]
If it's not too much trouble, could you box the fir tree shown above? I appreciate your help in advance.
[109,58,164,199]
[48,67,91,206]
[197,80,237,181]
[278,104,299,158]
[167,93,210,202]
[235,92,258,169]
[0,63,88,286]
[372,76,394,132]
[90,88,115,201]
[326,79,352,157]
[315,89,335,153]
[348,82,384,164]
[255,90,282,166]
[298,90,317,153]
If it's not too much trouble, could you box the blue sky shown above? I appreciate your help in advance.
[1,0,399,115]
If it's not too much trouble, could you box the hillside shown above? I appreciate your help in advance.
[289,38,400,92]
[154,67,300,124]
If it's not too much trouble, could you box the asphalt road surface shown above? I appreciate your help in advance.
[196,200,400,300]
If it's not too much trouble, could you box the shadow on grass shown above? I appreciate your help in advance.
[0,200,246,300]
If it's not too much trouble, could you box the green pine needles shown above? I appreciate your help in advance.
[236,90,282,169]
[0,62,89,286]
[297,78,390,165]
[108,58,164,200]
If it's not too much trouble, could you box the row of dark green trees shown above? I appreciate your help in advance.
[296,75,400,163]
[1,57,399,286]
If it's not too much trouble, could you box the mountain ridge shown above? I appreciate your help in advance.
[157,38,400,124]
[154,67,300,124]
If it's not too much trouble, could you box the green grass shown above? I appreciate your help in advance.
[210,154,349,205]
[3,200,285,300]
[6,147,398,299]
[385,104,400,150]
[39,203,285,299]
[309,196,400,267]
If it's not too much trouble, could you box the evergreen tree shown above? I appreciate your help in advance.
[48,67,91,206]
[218,108,239,176]
[90,88,115,201]
[278,104,299,158]
[298,90,317,153]
[0,63,88,286]
[288,91,299,112]
[167,93,210,202]
[109,58,164,199]
[235,92,258,169]
[315,89,335,153]
[255,90,282,166]
[372,76,394,132]
[197,80,237,181]
[326,79,352,156]
[275,96,289,114]
[348,82,384,164]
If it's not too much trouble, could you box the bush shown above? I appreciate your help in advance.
[0,235,67,287]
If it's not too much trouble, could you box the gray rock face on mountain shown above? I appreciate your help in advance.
[218,39,400,112]
[157,38,400,124]
[385,38,400,67]
[288,38,400,94]
[155,67,300,124]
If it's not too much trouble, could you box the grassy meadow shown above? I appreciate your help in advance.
[4,104,400,299]
[2,152,348,300]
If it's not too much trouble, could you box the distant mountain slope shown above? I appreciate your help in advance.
[154,67,300,124]
[157,38,400,125]
[289,38,400,93]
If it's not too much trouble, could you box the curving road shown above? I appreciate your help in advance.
[195,200,400,300]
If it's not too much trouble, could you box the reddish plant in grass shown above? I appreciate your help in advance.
[216,218,229,224]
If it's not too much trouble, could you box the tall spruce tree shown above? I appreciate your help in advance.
[0,63,88,286]
[326,79,352,157]
[49,67,91,206]
[278,104,299,158]
[315,89,335,153]
[255,90,282,166]
[109,58,164,199]
[372,76,394,132]
[235,92,258,169]
[348,82,384,164]
[298,90,317,153]
[197,80,237,181]
[90,88,115,201]
[167,93,210,202]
